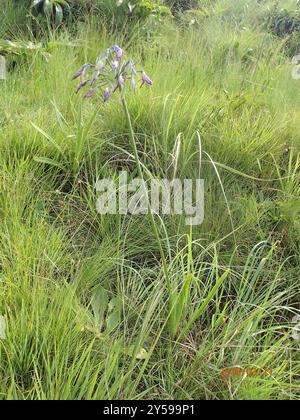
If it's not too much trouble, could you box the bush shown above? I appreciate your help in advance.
[90,0,171,23]
[135,1,172,18]
[166,0,200,12]
[265,5,300,56]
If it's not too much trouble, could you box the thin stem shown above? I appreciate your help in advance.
[121,97,172,300]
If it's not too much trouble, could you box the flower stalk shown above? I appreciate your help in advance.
[121,96,174,334]
[72,45,178,337]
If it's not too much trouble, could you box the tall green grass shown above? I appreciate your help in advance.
[1,0,300,400]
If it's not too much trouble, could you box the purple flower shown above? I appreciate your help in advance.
[76,79,87,94]
[112,60,119,72]
[114,75,125,92]
[117,75,125,87]
[141,71,153,86]
[83,88,97,99]
[113,45,124,61]
[71,45,153,103]
[72,64,94,81]
[103,88,112,102]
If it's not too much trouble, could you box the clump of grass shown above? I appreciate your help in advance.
[1,0,300,401]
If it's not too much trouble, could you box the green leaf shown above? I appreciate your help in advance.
[54,4,63,26]
[174,273,193,332]
[33,156,65,169]
[106,297,121,334]
[179,269,230,339]
[43,0,53,18]
[91,286,108,328]
[106,310,120,333]
[31,122,64,156]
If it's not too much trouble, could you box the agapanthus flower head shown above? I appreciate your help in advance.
[141,71,153,86]
[113,45,124,61]
[72,45,153,103]
[104,88,112,102]
[116,75,125,90]
[112,59,119,72]
[76,79,87,94]
[72,63,94,81]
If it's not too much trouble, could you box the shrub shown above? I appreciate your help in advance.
[265,5,300,56]
[31,0,66,27]
[166,0,200,12]
[135,1,172,18]
[92,0,172,22]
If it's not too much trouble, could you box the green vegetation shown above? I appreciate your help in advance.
[1,0,300,400]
